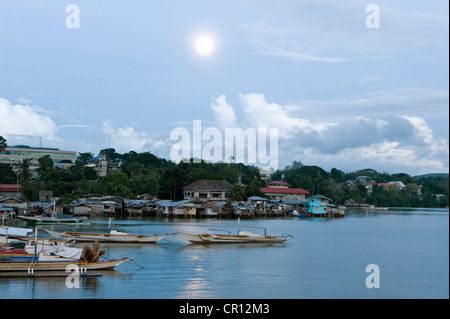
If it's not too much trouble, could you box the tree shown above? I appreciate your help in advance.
[100,172,133,198]
[0,136,6,152]
[245,176,265,198]
[19,158,33,182]
[37,155,54,181]
[57,193,79,205]
[158,166,187,200]
[0,164,16,183]
[226,183,246,201]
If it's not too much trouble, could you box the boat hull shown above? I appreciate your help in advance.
[177,232,289,244]
[0,257,132,272]
[46,230,167,243]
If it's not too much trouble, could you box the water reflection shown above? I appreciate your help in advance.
[177,252,217,299]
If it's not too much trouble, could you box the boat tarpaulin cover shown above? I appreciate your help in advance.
[0,226,33,237]
[56,247,83,260]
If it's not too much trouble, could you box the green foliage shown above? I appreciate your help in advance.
[0,163,16,183]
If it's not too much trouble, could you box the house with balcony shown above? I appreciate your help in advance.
[183,180,231,201]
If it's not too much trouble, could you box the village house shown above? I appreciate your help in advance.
[307,194,332,216]
[183,180,231,201]
[0,197,28,215]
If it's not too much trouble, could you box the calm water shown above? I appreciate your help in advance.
[1,208,448,299]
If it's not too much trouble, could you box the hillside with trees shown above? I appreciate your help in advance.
[0,136,448,208]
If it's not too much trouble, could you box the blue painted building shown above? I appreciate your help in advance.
[307,194,332,215]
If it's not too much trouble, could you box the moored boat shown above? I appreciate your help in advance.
[177,231,291,244]
[0,257,133,272]
[17,214,88,225]
[45,229,168,243]
[178,218,292,244]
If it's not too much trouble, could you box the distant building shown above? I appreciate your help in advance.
[0,145,77,171]
[183,180,231,201]
[85,155,120,177]
[260,180,310,200]
[377,181,406,192]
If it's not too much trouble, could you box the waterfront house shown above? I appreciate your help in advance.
[307,194,332,216]
[72,202,91,216]
[260,181,310,201]
[183,180,231,201]
[0,204,15,220]
[247,196,269,216]
[0,197,28,215]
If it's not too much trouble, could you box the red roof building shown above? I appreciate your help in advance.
[260,181,310,200]
[0,184,22,200]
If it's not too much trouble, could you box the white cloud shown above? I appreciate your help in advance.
[15,97,33,104]
[258,47,349,63]
[210,95,237,128]
[0,97,58,140]
[238,93,316,138]
[101,121,166,154]
[208,92,449,175]
[404,116,449,154]
[243,0,448,63]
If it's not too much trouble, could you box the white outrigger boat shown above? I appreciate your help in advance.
[45,219,167,243]
[46,229,168,243]
[177,231,291,244]
[177,218,292,244]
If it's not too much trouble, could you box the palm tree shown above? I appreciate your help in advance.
[18,158,33,182]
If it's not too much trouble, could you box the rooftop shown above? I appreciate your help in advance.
[260,187,310,195]
[183,180,231,192]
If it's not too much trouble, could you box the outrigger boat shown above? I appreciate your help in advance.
[177,218,292,244]
[17,214,87,225]
[0,257,133,272]
[46,229,168,243]
[45,218,168,243]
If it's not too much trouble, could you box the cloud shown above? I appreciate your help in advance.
[15,97,33,104]
[209,92,449,175]
[243,1,448,62]
[238,93,316,139]
[258,47,349,63]
[0,97,58,139]
[58,124,94,128]
[210,95,237,128]
[101,121,166,154]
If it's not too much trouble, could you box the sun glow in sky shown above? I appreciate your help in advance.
[195,36,214,55]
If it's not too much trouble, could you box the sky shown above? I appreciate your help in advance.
[0,0,448,176]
